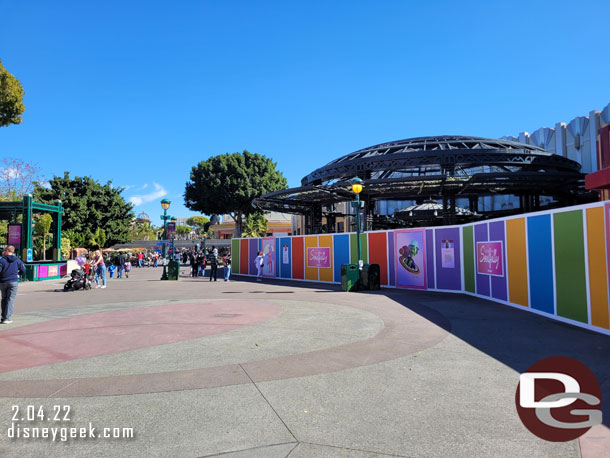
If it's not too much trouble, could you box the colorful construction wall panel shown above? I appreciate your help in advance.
[231,202,610,336]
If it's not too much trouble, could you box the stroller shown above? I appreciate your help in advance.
[64,268,92,291]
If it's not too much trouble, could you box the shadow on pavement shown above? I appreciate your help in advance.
[233,274,610,428]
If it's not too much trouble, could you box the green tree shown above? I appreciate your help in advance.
[0,59,25,127]
[34,172,134,248]
[241,212,267,238]
[61,237,71,260]
[130,222,157,241]
[88,227,106,249]
[34,214,53,260]
[184,150,287,237]
[186,216,209,234]
[176,225,192,238]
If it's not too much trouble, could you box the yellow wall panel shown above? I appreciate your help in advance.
[318,235,334,282]
[506,218,529,307]
[304,236,318,281]
[586,207,610,329]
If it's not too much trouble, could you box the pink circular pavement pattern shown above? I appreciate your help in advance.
[0,300,283,373]
[0,298,449,398]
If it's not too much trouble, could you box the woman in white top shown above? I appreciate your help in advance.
[254,251,264,282]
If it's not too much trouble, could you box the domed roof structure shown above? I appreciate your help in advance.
[136,211,150,221]
[254,135,594,231]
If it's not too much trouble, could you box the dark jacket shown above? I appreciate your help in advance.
[0,255,27,283]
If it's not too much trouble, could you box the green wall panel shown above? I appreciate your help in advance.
[350,233,368,265]
[553,211,588,323]
[231,239,240,273]
[463,226,475,293]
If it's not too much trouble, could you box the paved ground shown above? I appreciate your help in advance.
[0,265,608,457]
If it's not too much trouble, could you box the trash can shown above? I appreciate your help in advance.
[341,264,359,292]
[360,264,381,290]
[167,260,180,281]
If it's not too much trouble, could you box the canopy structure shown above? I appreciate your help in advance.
[0,194,64,261]
[253,136,595,233]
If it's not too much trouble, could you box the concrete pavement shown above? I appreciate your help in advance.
[0,264,608,457]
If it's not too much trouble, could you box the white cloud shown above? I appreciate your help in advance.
[139,183,148,190]
[129,183,168,207]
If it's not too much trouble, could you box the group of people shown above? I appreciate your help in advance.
[185,247,231,282]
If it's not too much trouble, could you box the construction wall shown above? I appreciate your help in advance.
[232,202,610,336]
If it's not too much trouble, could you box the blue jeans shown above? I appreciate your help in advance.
[97,265,107,286]
[0,282,18,320]
[224,266,231,281]
[117,266,124,278]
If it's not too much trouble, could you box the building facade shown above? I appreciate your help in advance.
[503,102,610,174]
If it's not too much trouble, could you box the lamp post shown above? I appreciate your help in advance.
[170,217,176,261]
[350,177,364,272]
[160,199,171,280]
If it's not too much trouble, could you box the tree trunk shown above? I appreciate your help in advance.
[42,234,47,261]
[233,213,243,238]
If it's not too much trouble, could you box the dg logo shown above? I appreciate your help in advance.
[515,356,603,441]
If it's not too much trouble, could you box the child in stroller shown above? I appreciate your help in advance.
[64,266,92,291]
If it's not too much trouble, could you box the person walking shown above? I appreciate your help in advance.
[115,252,125,278]
[0,245,26,324]
[92,250,107,289]
[209,248,218,282]
[189,252,197,277]
[254,251,264,282]
[137,252,143,268]
[224,254,231,282]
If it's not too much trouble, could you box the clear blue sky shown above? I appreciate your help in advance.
[2,0,609,220]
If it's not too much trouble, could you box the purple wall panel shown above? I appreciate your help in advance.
[434,227,462,291]
[249,239,259,275]
[474,223,490,297]
[426,229,435,289]
[489,221,508,301]
[388,231,395,286]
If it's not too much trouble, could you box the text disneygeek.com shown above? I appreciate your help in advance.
[7,405,135,442]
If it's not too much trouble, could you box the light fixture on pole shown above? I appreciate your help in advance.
[350,177,364,273]
[160,199,171,280]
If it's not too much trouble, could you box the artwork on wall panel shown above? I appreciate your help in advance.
[394,229,427,289]
[262,237,275,278]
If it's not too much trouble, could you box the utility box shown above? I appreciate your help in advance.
[360,264,381,290]
[167,260,180,281]
[341,264,359,292]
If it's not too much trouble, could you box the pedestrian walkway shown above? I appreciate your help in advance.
[0,267,608,457]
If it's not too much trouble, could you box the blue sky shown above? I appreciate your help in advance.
[1,0,609,221]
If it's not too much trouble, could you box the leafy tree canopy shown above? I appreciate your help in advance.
[0,59,25,127]
[184,150,287,236]
[176,225,192,236]
[241,212,268,238]
[34,172,134,249]
[186,216,209,232]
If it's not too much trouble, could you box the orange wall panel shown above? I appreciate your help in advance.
[586,207,610,329]
[240,239,249,274]
[368,232,388,285]
[506,218,529,307]
[304,236,319,281]
[292,237,304,279]
[318,235,334,282]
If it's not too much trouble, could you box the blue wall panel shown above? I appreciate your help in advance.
[527,215,555,314]
[279,237,292,279]
[333,234,350,283]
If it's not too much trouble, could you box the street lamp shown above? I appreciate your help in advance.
[170,217,177,261]
[160,199,171,280]
[350,177,364,272]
